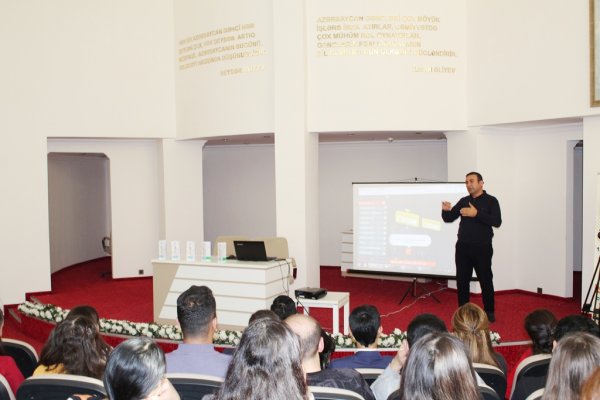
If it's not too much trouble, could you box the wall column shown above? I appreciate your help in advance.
[273,1,320,289]
[159,139,206,249]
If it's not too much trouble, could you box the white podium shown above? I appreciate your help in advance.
[152,258,292,330]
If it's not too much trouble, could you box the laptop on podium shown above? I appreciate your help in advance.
[234,240,277,261]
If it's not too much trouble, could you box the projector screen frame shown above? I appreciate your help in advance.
[351,181,472,280]
[345,268,479,281]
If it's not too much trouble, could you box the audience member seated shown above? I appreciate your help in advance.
[271,295,336,370]
[285,314,375,400]
[0,309,24,394]
[329,305,392,370]
[204,318,309,400]
[507,309,556,395]
[512,314,600,400]
[104,337,179,400]
[370,313,447,400]
[66,305,112,355]
[580,366,600,400]
[542,332,600,400]
[165,286,231,378]
[67,305,101,325]
[553,315,600,342]
[34,315,109,379]
[320,330,336,370]
[397,332,481,400]
[452,303,507,375]
[270,295,297,320]
[248,309,280,324]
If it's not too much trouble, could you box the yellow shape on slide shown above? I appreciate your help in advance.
[421,218,441,231]
[396,210,419,227]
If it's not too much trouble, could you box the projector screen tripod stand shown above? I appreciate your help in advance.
[582,237,600,324]
[399,277,441,305]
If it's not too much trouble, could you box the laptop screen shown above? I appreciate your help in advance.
[234,241,276,261]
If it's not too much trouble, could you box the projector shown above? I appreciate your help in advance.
[295,287,327,300]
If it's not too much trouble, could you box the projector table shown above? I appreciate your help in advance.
[294,291,350,335]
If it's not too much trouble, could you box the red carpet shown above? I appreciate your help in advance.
[12,257,580,344]
[3,257,582,400]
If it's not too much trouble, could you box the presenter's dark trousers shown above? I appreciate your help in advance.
[455,241,495,313]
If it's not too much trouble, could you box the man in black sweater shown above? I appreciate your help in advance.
[442,172,502,322]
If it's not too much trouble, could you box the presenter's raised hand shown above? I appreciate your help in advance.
[441,201,452,211]
[460,202,478,217]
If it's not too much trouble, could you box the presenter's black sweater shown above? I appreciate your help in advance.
[441,190,502,245]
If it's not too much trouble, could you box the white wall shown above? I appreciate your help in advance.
[48,153,110,273]
[159,139,206,247]
[319,141,448,266]
[447,124,583,297]
[0,1,176,139]
[203,145,277,243]
[203,141,448,266]
[48,140,161,279]
[174,0,273,138]
[512,125,582,296]
[307,0,467,132]
[467,0,592,125]
[0,1,176,303]
[0,137,52,305]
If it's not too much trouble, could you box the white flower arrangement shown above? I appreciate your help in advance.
[17,301,501,347]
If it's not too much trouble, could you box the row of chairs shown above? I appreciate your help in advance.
[0,336,551,400]
[4,373,369,400]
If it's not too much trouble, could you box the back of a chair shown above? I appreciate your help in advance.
[473,362,506,399]
[16,374,106,400]
[479,384,501,400]
[510,354,552,400]
[259,237,289,259]
[354,368,384,386]
[524,388,544,400]
[166,373,223,400]
[386,389,400,400]
[0,375,15,400]
[2,339,39,378]
[309,386,366,400]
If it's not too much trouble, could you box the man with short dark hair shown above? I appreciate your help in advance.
[285,314,375,400]
[165,285,231,377]
[442,171,502,322]
[329,305,392,369]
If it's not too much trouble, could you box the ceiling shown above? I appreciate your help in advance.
[202,117,583,146]
[204,130,446,146]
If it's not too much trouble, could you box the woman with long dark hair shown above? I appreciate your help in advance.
[104,337,179,400]
[34,315,110,379]
[206,318,309,400]
[507,309,557,391]
[398,332,481,400]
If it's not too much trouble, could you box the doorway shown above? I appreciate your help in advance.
[47,152,112,274]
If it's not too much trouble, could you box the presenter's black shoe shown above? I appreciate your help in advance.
[486,312,496,323]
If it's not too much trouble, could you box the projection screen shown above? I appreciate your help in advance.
[352,182,466,279]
